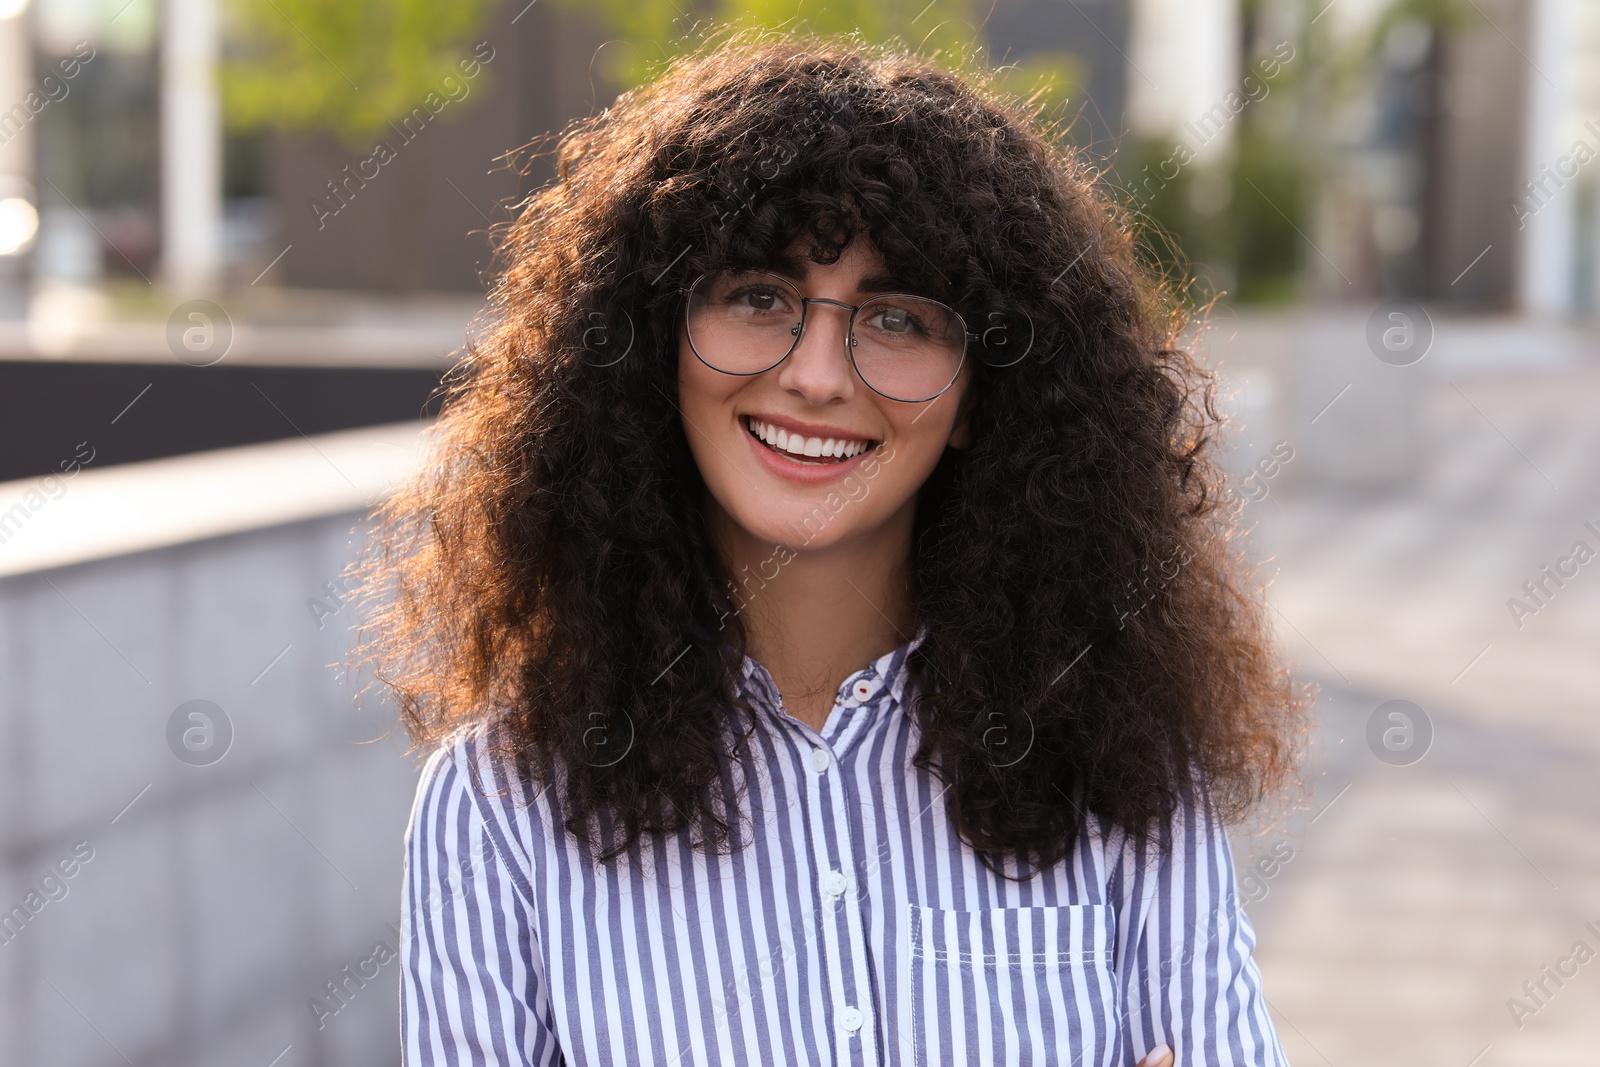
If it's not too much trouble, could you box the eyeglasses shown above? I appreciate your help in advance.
[682,269,970,403]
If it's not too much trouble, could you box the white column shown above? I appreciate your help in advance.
[160,0,222,294]
[0,0,38,262]
[1126,0,1239,161]
[1516,0,1574,317]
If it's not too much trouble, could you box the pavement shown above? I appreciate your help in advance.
[1230,359,1600,1066]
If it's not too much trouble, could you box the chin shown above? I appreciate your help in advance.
[745,507,857,552]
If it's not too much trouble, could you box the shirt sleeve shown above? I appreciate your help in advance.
[401,743,565,1066]
[1111,788,1290,1066]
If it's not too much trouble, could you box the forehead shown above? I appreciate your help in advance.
[760,237,907,293]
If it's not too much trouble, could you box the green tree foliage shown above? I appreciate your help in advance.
[989,49,1087,122]
[220,0,499,148]
[1127,0,1485,307]
[1124,120,1307,305]
[1123,1,1311,306]
[554,0,992,90]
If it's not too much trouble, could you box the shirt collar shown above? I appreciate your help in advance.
[725,620,930,716]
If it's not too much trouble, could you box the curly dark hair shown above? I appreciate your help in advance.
[349,26,1311,876]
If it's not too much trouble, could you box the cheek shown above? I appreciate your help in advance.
[883,386,966,476]
[855,418,952,514]
[677,338,722,421]
[677,340,740,477]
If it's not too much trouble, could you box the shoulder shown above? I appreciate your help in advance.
[410,720,547,809]
[406,726,492,834]
[405,723,553,896]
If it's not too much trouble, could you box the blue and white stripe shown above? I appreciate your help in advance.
[400,628,1289,1065]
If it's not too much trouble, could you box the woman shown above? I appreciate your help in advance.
[354,26,1310,1067]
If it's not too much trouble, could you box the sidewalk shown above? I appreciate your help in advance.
[1235,359,1600,1065]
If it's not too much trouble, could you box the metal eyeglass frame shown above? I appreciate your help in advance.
[681,269,973,404]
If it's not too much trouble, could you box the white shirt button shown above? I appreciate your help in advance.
[809,746,831,774]
[822,870,847,898]
[840,1005,864,1033]
[851,678,878,701]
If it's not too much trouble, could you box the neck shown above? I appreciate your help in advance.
[709,498,918,732]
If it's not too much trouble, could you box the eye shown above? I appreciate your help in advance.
[724,285,796,317]
[737,288,783,311]
[862,303,925,336]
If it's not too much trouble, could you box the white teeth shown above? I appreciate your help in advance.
[747,417,872,461]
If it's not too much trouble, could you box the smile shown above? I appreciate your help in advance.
[742,415,878,464]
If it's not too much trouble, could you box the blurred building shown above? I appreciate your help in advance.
[1125,0,1600,313]
[0,0,611,297]
[5,0,1600,312]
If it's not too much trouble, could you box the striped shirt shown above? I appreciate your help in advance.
[400,626,1289,1066]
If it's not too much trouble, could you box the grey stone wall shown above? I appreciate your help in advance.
[0,510,420,1067]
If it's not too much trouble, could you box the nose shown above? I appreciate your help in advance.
[773,300,858,403]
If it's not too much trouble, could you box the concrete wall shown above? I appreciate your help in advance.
[0,426,429,1067]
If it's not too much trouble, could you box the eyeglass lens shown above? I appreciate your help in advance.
[685,270,965,402]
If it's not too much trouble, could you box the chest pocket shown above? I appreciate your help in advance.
[902,903,1119,1067]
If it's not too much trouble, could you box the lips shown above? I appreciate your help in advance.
[739,413,883,486]
[741,415,879,464]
